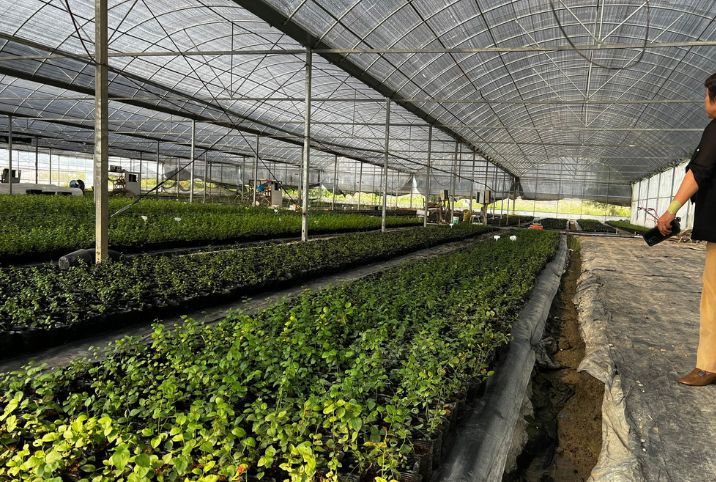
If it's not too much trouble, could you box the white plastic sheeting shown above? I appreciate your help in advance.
[630,160,694,230]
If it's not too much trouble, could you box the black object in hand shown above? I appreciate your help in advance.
[643,217,681,246]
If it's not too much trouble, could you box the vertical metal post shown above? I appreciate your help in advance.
[49,148,52,184]
[492,166,498,217]
[424,126,432,228]
[636,180,641,224]
[204,154,209,203]
[605,169,612,222]
[450,142,458,220]
[208,157,213,202]
[7,115,12,195]
[253,135,259,206]
[332,155,338,210]
[34,136,39,184]
[156,141,160,198]
[236,162,241,199]
[301,50,312,241]
[533,165,539,218]
[556,161,563,219]
[241,156,246,201]
[409,175,413,209]
[93,0,109,263]
[469,151,476,220]
[645,176,651,225]
[381,98,390,232]
[357,162,363,210]
[139,152,143,194]
[189,119,195,203]
[175,158,180,199]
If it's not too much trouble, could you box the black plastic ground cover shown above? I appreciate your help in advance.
[0,228,492,361]
[436,235,569,482]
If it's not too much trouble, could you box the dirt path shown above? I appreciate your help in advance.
[506,237,603,481]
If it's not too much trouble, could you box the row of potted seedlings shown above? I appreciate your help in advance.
[0,230,560,481]
[0,195,422,262]
[0,225,491,357]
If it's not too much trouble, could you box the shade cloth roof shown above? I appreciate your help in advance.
[0,0,713,204]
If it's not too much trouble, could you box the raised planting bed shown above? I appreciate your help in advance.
[0,195,422,263]
[536,218,569,230]
[0,224,491,358]
[606,220,649,235]
[487,214,534,227]
[577,219,617,233]
[0,230,559,482]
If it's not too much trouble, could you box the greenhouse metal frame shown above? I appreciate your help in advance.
[0,0,714,256]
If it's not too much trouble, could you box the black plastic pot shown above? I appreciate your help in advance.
[0,228,492,361]
[413,439,434,481]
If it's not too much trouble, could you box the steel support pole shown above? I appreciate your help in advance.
[34,136,38,184]
[241,156,246,201]
[669,166,677,218]
[381,98,390,232]
[645,176,651,225]
[189,119,195,203]
[556,162,563,219]
[409,175,413,209]
[533,165,539,218]
[469,152,476,219]
[49,148,52,184]
[357,162,363,210]
[93,0,109,263]
[424,126,432,228]
[156,141,160,198]
[204,154,209,203]
[253,135,259,206]
[605,169,612,222]
[332,155,338,210]
[490,165,494,217]
[139,152,143,194]
[450,142,458,220]
[236,162,241,196]
[7,115,12,195]
[301,50,312,241]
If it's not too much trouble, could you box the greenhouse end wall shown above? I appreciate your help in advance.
[630,161,694,230]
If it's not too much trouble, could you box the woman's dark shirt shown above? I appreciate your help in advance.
[687,119,716,242]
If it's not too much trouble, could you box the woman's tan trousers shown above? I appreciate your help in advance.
[697,242,716,371]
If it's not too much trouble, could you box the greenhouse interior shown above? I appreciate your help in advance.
[1,0,715,481]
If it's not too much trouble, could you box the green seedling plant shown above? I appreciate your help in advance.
[0,230,559,481]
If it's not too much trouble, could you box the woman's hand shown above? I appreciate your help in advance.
[657,211,676,236]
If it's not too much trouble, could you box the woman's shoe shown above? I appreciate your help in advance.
[677,368,716,386]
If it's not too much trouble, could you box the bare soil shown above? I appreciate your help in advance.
[505,237,604,482]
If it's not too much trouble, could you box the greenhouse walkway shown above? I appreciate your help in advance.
[576,237,716,481]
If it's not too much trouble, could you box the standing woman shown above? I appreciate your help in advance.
[657,73,716,385]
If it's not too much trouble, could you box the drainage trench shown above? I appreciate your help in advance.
[504,237,604,482]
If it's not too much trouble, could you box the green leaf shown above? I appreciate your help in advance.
[110,445,131,471]
[134,453,151,468]
[172,454,190,474]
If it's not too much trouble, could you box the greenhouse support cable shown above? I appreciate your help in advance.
[63,0,95,62]
[549,0,650,71]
